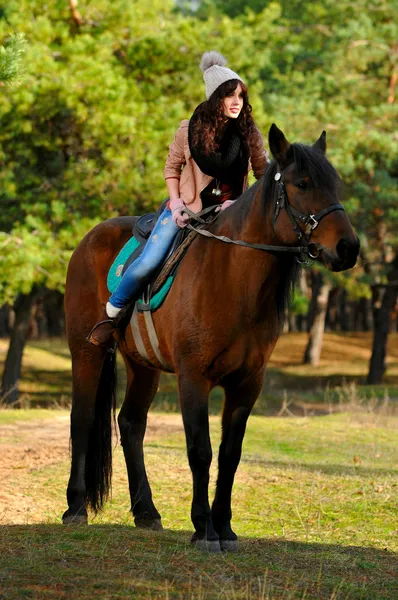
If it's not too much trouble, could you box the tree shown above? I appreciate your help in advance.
[0,0,397,403]
[0,33,26,86]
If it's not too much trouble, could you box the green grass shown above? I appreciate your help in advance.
[0,408,66,424]
[0,410,397,599]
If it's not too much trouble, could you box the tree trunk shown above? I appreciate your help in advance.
[0,305,12,338]
[355,297,372,332]
[367,257,398,384]
[303,277,331,366]
[306,271,322,331]
[1,289,38,406]
[339,289,351,331]
[325,288,338,331]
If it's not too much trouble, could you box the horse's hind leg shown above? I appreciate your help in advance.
[118,356,162,530]
[63,345,107,524]
[212,369,264,552]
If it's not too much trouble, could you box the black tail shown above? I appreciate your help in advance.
[85,346,117,513]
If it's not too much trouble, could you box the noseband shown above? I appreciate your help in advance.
[272,170,345,259]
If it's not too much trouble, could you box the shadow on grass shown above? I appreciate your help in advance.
[264,367,398,391]
[17,370,72,406]
[0,524,396,599]
[240,456,398,479]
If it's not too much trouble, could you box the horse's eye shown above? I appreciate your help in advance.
[297,180,309,191]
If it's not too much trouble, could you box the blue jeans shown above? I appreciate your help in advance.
[109,207,180,308]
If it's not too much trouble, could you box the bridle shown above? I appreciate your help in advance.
[184,168,346,262]
[272,170,346,260]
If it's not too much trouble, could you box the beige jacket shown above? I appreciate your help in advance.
[164,119,270,213]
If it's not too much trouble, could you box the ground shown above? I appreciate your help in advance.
[0,412,183,525]
[0,409,397,599]
[0,333,397,598]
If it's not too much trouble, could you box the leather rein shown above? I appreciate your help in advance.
[185,169,345,261]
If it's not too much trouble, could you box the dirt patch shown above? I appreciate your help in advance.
[0,412,184,524]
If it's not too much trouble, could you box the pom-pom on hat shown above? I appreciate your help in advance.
[200,51,243,100]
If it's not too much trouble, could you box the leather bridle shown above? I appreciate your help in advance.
[272,170,345,259]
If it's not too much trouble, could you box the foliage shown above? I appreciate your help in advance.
[0,0,396,306]
[0,32,26,86]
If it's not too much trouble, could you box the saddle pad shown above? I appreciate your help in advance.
[107,237,175,312]
[107,236,140,294]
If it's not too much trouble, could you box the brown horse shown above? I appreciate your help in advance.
[62,125,359,552]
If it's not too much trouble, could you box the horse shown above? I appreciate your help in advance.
[62,124,359,552]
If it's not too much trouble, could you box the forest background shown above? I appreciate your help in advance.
[0,0,397,405]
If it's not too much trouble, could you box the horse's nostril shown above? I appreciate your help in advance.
[336,237,360,264]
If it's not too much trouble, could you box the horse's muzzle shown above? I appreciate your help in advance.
[322,235,360,272]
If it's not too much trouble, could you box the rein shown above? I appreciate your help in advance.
[184,170,345,260]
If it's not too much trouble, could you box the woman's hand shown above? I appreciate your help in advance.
[215,200,235,212]
[169,197,190,228]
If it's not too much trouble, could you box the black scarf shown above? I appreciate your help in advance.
[188,103,249,186]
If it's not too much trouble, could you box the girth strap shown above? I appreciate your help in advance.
[130,289,173,372]
[131,304,151,363]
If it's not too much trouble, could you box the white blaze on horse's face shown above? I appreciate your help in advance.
[222,83,244,119]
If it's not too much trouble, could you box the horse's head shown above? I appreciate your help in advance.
[267,124,359,272]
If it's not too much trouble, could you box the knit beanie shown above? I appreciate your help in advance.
[200,51,243,100]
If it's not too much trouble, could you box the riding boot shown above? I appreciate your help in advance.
[86,308,118,347]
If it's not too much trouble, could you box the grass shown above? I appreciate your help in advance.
[0,410,397,599]
[0,332,397,411]
[0,333,397,596]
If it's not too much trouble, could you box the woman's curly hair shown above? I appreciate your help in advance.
[190,79,258,154]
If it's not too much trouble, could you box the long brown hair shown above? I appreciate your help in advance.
[190,79,257,154]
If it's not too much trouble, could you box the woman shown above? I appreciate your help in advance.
[89,51,270,346]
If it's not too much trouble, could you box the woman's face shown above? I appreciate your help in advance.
[222,83,244,119]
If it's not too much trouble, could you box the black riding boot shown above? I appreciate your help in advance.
[87,309,117,347]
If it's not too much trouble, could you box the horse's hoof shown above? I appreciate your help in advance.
[62,512,88,526]
[135,517,163,531]
[220,539,238,552]
[191,537,221,553]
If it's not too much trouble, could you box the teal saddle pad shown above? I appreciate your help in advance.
[107,236,174,312]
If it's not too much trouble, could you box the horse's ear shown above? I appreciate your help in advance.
[313,131,327,153]
[268,124,291,167]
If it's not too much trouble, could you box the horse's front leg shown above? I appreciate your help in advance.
[179,373,220,552]
[212,369,264,552]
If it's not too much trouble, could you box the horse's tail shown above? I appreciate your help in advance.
[85,346,117,513]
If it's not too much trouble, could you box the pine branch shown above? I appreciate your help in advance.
[0,33,27,87]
